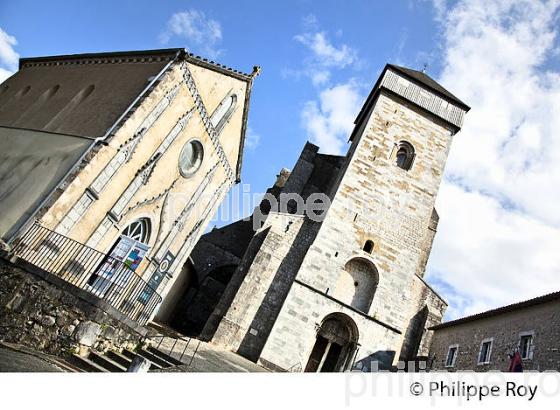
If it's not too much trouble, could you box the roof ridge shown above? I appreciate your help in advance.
[19,48,184,69]
[19,48,260,82]
[386,63,470,110]
[430,290,560,330]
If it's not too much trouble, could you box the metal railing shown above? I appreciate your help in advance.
[148,334,201,368]
[12,222,162,325]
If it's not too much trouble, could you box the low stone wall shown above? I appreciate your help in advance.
[0,255,147,358]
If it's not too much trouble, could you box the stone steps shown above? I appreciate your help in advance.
[121,348,164,371]
[69,354,108,373]
[124,347,175,369]
[106,350,134,368]
[67,328,194,372]
[88,350,127,372]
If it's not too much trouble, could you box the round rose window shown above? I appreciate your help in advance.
[179,139,204,178]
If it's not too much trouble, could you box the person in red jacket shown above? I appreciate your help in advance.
[508,350,523,372]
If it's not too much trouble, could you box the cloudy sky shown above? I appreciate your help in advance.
[1,0,559,320]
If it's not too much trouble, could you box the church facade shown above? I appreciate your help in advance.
[0,48,258,325]
[166,65,470,371]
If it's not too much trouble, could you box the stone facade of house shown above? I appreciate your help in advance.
[429,292,560,371]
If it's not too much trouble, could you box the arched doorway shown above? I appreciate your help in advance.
[305,313,359,372]
[87,217,152,295]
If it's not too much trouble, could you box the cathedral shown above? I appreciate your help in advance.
[0,48,469,372]
[163,64,470,371]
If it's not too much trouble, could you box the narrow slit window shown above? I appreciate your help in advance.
[210,93,237,134]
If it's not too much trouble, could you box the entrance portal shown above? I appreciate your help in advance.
[305,313,359,372]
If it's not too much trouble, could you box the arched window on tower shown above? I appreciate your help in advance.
[395,141,415,170]
[363,240,374,254]
[210,93,237,134]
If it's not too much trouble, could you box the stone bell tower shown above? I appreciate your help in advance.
[203,64,469,371]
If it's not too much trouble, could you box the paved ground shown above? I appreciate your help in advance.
[148,323,269,372]
[0,345,66,372]
[158,342,269,372]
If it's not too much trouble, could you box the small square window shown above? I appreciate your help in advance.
[478,339,493,364]
[446,345,458,368]
[520,334,533,360]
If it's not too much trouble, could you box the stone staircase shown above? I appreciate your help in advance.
[68,327,200,372]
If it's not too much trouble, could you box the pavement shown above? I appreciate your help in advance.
[0,343,69,372]
[157,342,269,372]
[147,322,269,373]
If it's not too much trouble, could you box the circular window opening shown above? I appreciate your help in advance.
[179,139,204,178]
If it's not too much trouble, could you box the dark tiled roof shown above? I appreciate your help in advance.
[387,64,470,110]
[0,49,182,138]
[0,48,257,140]
[430,290,560,330]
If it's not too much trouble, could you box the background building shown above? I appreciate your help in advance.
[429,291,560,371]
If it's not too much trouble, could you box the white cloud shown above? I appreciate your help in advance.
[301,80,363,154]
[292,16,363,154]
[160,10,223,59]
[245,127,260,151]
[294,31,358,70]
[0,27,19,82]
[287,15,359,86]
[425,0,560,319]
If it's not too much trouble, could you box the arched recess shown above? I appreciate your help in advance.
[155,258,198,323]
[334,257,379,314]
[305,312,359,372]
[169,264,238,337]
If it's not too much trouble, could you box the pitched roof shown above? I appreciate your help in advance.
[387,64,470,110]
[0,49,181,139]
[0,48,257,140]
[430,290,560,330]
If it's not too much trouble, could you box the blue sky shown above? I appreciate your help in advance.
[0,0,442,202]
[1,0,560,320]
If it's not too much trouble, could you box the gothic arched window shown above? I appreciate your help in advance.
[363,240,374,254]
[210,93,237,134]
[122,218,151,244]
[395,141,415,170]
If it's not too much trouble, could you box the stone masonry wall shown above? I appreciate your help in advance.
[210,213,312,361]
[430,299,560,371]
[262,90,455,369]
[399,275,447,361]
[0,256,145,358]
